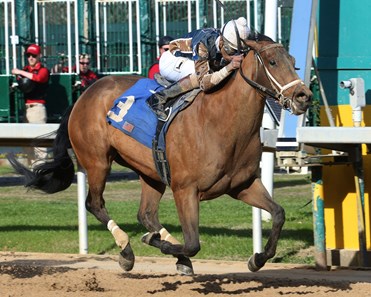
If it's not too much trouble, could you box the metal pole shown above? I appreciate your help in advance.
[67,0,72,72]
[135,0,141,73]
[277,5,282,43]
[351,146,368,267]
[261,112,274,222]
[77,166,88,254]
[42,2,46,56]
[253,0,258,30]
[252,207,262,253]
[187,0,191,32]
[34,0,39,44]
[10,0,16,71]
[264,0,277,41]
[195,0,200,29]
[75,0,80,70]
[220,2,224,27]
[103,2,109,71]
[95,0,101,71]
[128,1,133,72]
[4,0,9,74]
[155,0,160,57]
[311,166,327,270]
[212,0,217,28]
[162,2,166,35]
[261,0,278,222]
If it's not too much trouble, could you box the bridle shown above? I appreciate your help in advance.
[220,19,303,110]
[239,43,304,111]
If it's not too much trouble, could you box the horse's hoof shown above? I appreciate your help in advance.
[247,253,264,272]
[176,263,194,275]
[176,256,194,275]
[118,243,135,271]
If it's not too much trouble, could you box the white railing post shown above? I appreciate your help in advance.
[77,165,88,254]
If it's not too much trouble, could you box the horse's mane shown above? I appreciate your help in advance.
[248,30,274,43]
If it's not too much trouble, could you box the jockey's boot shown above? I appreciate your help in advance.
[153,74,198,120]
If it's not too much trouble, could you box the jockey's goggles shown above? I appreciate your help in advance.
[222,36,249,56]
[222,37,237,55]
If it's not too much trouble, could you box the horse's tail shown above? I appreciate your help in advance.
[7,105,75,194]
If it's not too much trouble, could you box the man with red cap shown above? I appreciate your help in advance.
[12,43,50,123]
[12,44,50,164]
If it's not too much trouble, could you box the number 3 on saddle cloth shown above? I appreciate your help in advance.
[106,78,200,185]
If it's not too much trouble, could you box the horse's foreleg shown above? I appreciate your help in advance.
[85,170,134,271]
[232,177,285,272]
[137,178,194,275]
[162,187,200,258]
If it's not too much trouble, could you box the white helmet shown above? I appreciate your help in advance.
[221,17,250,51]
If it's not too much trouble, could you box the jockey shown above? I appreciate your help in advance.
[153,17,250,119]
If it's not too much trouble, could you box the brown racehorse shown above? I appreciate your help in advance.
[8,37,312,275]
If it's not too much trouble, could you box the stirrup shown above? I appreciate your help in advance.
[155,110,167,120]
[156,107,172,121]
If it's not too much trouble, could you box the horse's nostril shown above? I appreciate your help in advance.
[297,92,312,103]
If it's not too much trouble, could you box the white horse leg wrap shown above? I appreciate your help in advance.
[107,220,129,249]
[160,228,181,245]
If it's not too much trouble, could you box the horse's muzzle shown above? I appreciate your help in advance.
[291,85,313,115]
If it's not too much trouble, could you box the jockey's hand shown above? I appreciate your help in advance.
[226,54,244,71]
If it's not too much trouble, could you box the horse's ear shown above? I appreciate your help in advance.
[240,39,251,53]
[289,55,300,70]
[244,39,258,51]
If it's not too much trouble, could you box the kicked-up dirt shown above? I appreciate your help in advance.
[0,252,370,297]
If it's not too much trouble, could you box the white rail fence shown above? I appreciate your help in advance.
[0,123,88,254]
[0,123,277,255]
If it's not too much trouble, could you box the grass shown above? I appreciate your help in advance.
[0,165,15,175]
[0,164,314,264]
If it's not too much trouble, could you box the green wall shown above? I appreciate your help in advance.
[317,0,371,106]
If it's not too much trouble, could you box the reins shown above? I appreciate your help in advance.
[239,43,304,111]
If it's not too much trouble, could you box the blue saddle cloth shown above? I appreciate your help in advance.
[107,77,200,185]
[106,78,164,148]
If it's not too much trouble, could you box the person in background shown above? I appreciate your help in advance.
[148,35,173,79]
[153,17,250,119]
[11,43,50,164]
[51,53,67,74]
[62,53,98,93]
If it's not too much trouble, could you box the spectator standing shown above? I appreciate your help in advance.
[62,53,98,93]
[12,44,50,123]
[148,35,173,79]
[51,53,67,74]
[11,43,50,164]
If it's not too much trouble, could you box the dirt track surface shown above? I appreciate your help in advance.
[0,252,370,296]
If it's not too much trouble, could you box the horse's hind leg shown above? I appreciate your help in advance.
[231,177,285,272]
[137,177,194,275]
[84,163,134,271]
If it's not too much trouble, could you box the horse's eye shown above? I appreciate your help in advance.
[269,60,276,66]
